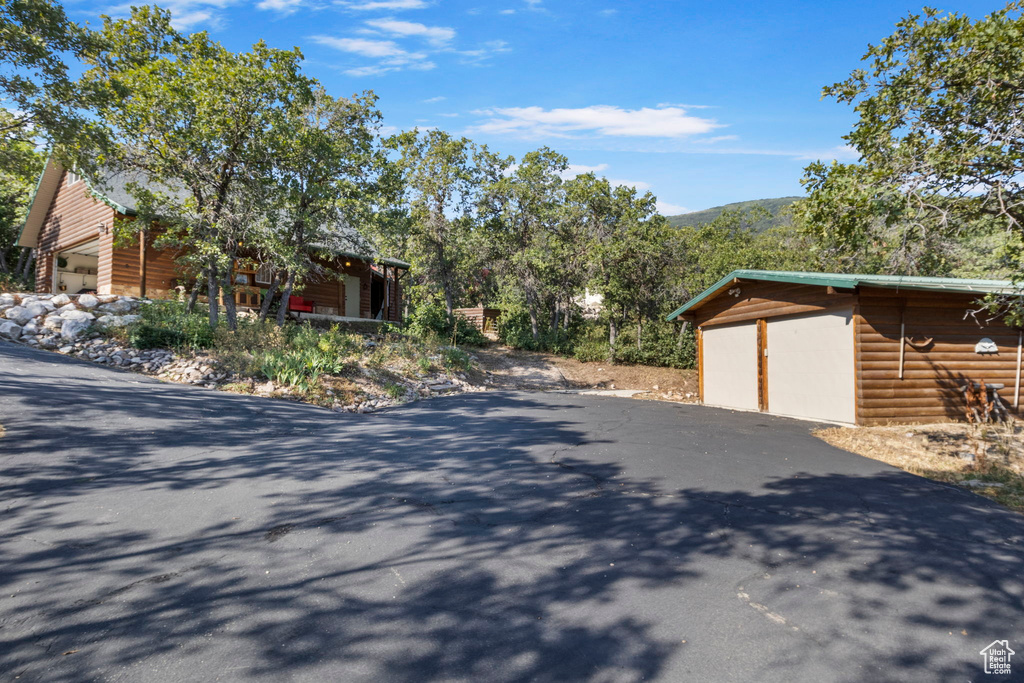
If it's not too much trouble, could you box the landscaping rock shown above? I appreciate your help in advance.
[0,321,23,339]
[42,314,64,331]
[4,306,30,325]
[97,299,133,314]
[57,303,77,314]
[77,293,99,309]
[60,318,91,340]
[51,293,71,307]
[61,309,95,322]
[0,293,15,308]
[23,301,48,319]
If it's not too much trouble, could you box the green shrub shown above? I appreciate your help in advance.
[0,272,32,293]
[441,346,472,371]
[496,304,539,350]
[574,337,610,363]
[384,382,406,399]
[128,300,214,349]
[407,301,487,346]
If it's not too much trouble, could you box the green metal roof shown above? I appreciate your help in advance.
[666,269,1016,321]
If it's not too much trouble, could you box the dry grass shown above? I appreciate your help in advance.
[816,422,1024,512]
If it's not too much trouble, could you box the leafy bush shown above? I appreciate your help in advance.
[407,301,487,346]
[128,300,214,349]
[0,272,32,293]
[611,322,695,369]
[441,346,471,371]
[574,337,610,363]
[496,304,539,350]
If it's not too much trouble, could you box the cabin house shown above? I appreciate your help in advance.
[667,270,1021,425]
[16,158,409,321]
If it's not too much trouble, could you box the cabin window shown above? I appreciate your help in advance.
[66,171,81,186]
[255,264,273,285]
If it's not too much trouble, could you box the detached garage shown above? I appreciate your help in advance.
[667,270,1020,425]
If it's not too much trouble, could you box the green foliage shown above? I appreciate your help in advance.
[254,325,355,388]
[612,322,695,369]
[407,300,487,346]
[0,0,97,155]
[440,346,471,371]
[384,382,405,399]
[801,1,1024,286]
[128,300,214,349]
[0,271,33,293]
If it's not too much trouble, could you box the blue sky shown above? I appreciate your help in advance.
[72,0,1003,214]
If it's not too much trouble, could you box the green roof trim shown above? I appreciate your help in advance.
[15,154,53,247]
[666,269,1016,321]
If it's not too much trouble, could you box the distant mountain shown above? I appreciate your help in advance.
[665,196,803,231]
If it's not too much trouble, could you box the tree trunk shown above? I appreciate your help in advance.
[207,261,220,328]
[637,319,643,351]
[526,290,540,340]
[443,287,455,316]
[551,301,560,333]
[20,248,34,281]
[14,247,28,276]
[259,275,281,321]
[676,321,689,349]
[609,317,618,346]
[0,247,9,274]
[563,299,570,331]
[221,267,238,331]
[186,273,204,314]
[276,272,297,327]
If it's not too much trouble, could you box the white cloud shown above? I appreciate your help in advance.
[470,104,720,139]
[559,163,609,180]
[256,0,304,13]
[457,40,510,65]
[796,144,859,162]
[311,34,437,75]
[657,201,690,216]
[365,17,455,47]
[340,0,429,10]
[703,135,738,144]
[500,9,516,14]
[312,36,408,58]
[598,8,617,16]
[314,11,506,76]
[105,0,237,30]
[609,178,651,191]
[422,96,446,103]
[439,112,460,117]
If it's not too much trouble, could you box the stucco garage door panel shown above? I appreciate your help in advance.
[766,309,855,424]
[702,323,759,411]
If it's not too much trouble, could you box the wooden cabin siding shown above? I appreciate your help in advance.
[34,171,115,292]
[693,279,855,328]
[855,288,1020,425]
[109,232,182,297]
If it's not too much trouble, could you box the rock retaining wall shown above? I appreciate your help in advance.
[0,292,144,348]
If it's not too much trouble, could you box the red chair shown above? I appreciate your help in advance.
[287,295,314,314]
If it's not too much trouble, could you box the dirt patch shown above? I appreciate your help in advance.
[470,344,698,401]
[817,422,1024,512]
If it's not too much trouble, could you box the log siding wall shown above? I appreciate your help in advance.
[32,173,404,319]
[692,280,856,328]
[855,288,1020,425]
[689,279,1020,425]
[34,171,115,293]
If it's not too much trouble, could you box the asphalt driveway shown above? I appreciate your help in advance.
[2,341,1023,682]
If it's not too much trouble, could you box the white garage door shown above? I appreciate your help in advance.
[702,322,759,411]
[766,309,855,424]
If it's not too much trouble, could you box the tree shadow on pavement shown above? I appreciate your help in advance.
[1,342,1023,682]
